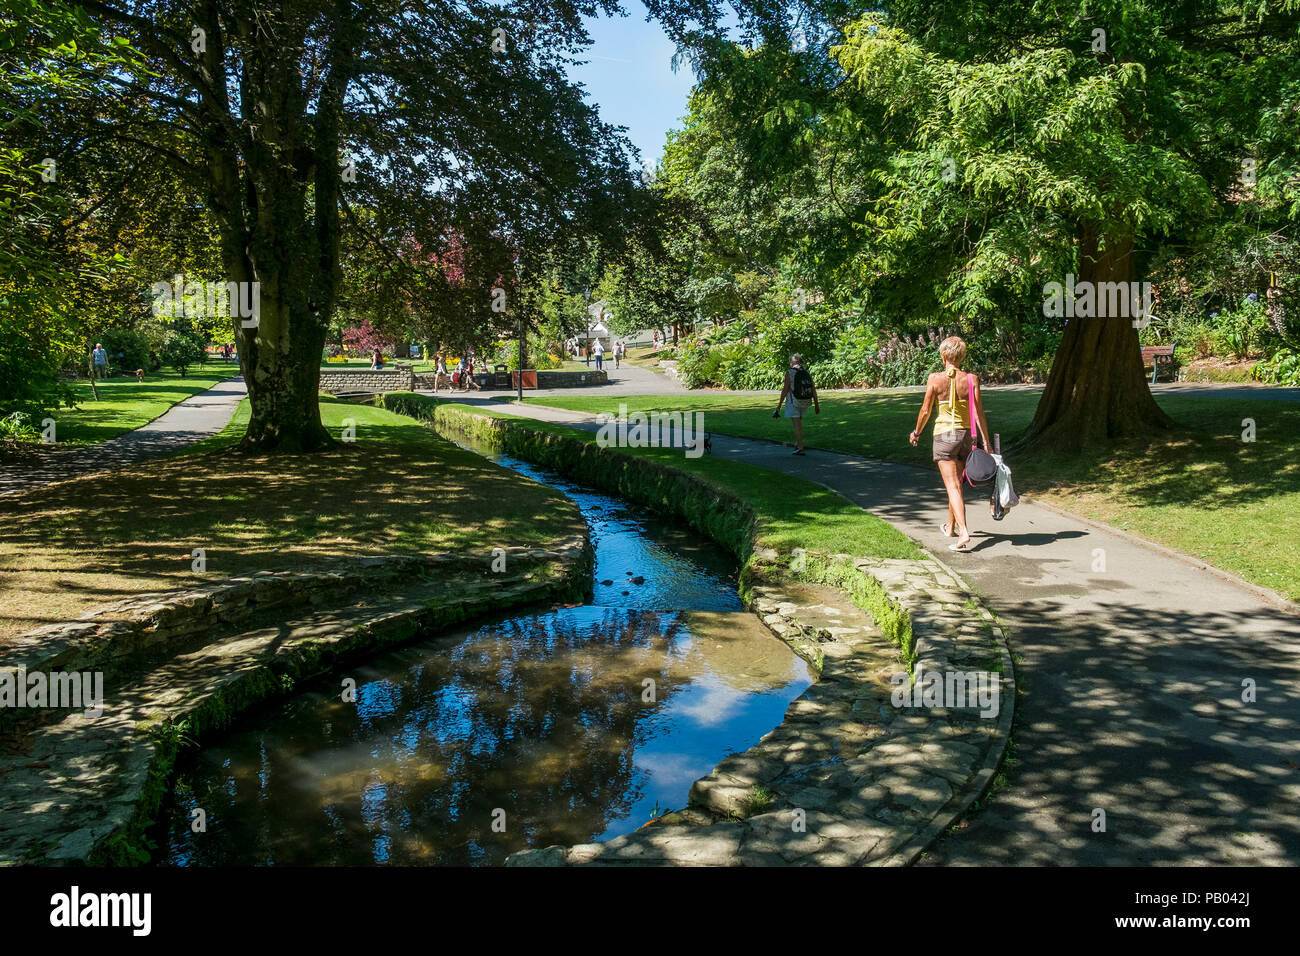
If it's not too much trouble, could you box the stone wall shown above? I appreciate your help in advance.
[535,370,608,388]
[430,406,1015,868]
[318,366,414,394]
[409,370,610,390]
[0,540,592,865]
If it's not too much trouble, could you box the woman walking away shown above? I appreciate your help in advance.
[908,335,991,552]
[773,353,819,455]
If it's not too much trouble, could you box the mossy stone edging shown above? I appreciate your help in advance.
[1,540,591,866]
[430,405,911,675]
[430,406,1015,867]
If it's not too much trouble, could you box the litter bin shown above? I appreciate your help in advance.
[493,364,510,389]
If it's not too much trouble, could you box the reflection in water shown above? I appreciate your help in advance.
[160,454,810,866]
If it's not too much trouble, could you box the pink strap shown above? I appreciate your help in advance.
[961,373,980,487]
[967,373,979,446]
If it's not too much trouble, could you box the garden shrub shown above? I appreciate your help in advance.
[160,329,208,376]
[99,327,152,374]
[1252,347,1300,386]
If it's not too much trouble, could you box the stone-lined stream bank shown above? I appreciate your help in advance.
[426,406,1016,867]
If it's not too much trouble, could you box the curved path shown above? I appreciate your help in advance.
[0,376,246,498]
[5,370,1298,863]
[464,397,1300,866]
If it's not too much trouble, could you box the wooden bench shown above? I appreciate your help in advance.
[1140,344,1178,384]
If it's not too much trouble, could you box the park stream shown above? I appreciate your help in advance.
[156,451,811,866]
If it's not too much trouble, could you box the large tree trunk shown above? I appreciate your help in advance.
[238,297,331,452]
[1018,225,1175,453]
[199,0,344,454]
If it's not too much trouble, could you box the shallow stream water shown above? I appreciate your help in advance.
[159,452,810,866]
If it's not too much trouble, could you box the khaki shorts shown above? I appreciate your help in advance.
[933,428,973,462]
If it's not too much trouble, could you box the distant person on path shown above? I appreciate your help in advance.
[773,353,819,455]
[652,330,659,350]
[91,343,107,378]
[594,337,604,371]
[908,335,992,553]
[433,352,450,392]
[614,341,621,369]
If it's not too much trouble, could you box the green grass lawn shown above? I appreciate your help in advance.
[52,367,238,445]
[0,399,581,641]
[395,395,920,563]
[621,345,673,373]
[529,389,1300,600]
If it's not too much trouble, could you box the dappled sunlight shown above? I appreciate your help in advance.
[0,427,583,641]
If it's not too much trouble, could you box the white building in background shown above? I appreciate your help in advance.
[569,300,612,355]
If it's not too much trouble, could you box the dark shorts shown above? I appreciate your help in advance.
[933,428,973,462]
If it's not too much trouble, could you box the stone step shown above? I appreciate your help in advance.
[0,567,576,865]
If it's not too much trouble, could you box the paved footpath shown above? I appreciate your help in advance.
[462,397,1300,866]
[0,376,246,498]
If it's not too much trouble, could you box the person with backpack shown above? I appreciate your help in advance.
[774,354,819,455]
[908,335,993,553]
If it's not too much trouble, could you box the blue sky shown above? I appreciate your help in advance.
[565,10,698,165]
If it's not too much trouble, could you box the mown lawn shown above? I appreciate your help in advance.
[530,389,1299,600]
[52,367,239,444]
[403,396,921,564]
[0,399,582,641]
[621,345,674,374]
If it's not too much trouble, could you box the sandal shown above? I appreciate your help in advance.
[949,540,972,553]
[941,522,953,537]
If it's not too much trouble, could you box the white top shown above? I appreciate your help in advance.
[593,339,604,354]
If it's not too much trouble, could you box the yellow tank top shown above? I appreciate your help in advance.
[934,368,971,435]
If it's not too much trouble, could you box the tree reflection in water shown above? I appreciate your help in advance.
[160,454,810,866]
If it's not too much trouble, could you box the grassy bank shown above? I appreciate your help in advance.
[383,392,920,563]
[51,368,239,444]
[407,397,922,671]
[0,399,583,641]
[529,389,1299,600]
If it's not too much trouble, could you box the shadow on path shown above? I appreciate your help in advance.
[476,401,1300,865]
[0,377,246,498]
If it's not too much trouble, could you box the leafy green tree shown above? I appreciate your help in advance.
[159,327,207,376]
[672,0,1300,450]
[0,1,139,414]
[831,1,1299,449]
[34,0,673,451]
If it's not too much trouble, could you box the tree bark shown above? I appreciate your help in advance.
[208,3,341,454]
[1018,224,1175,453]
[239,293,331,452]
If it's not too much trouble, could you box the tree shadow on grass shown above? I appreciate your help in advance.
[0,432,584,641]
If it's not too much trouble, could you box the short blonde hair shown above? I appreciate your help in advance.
[939,335,967,367]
